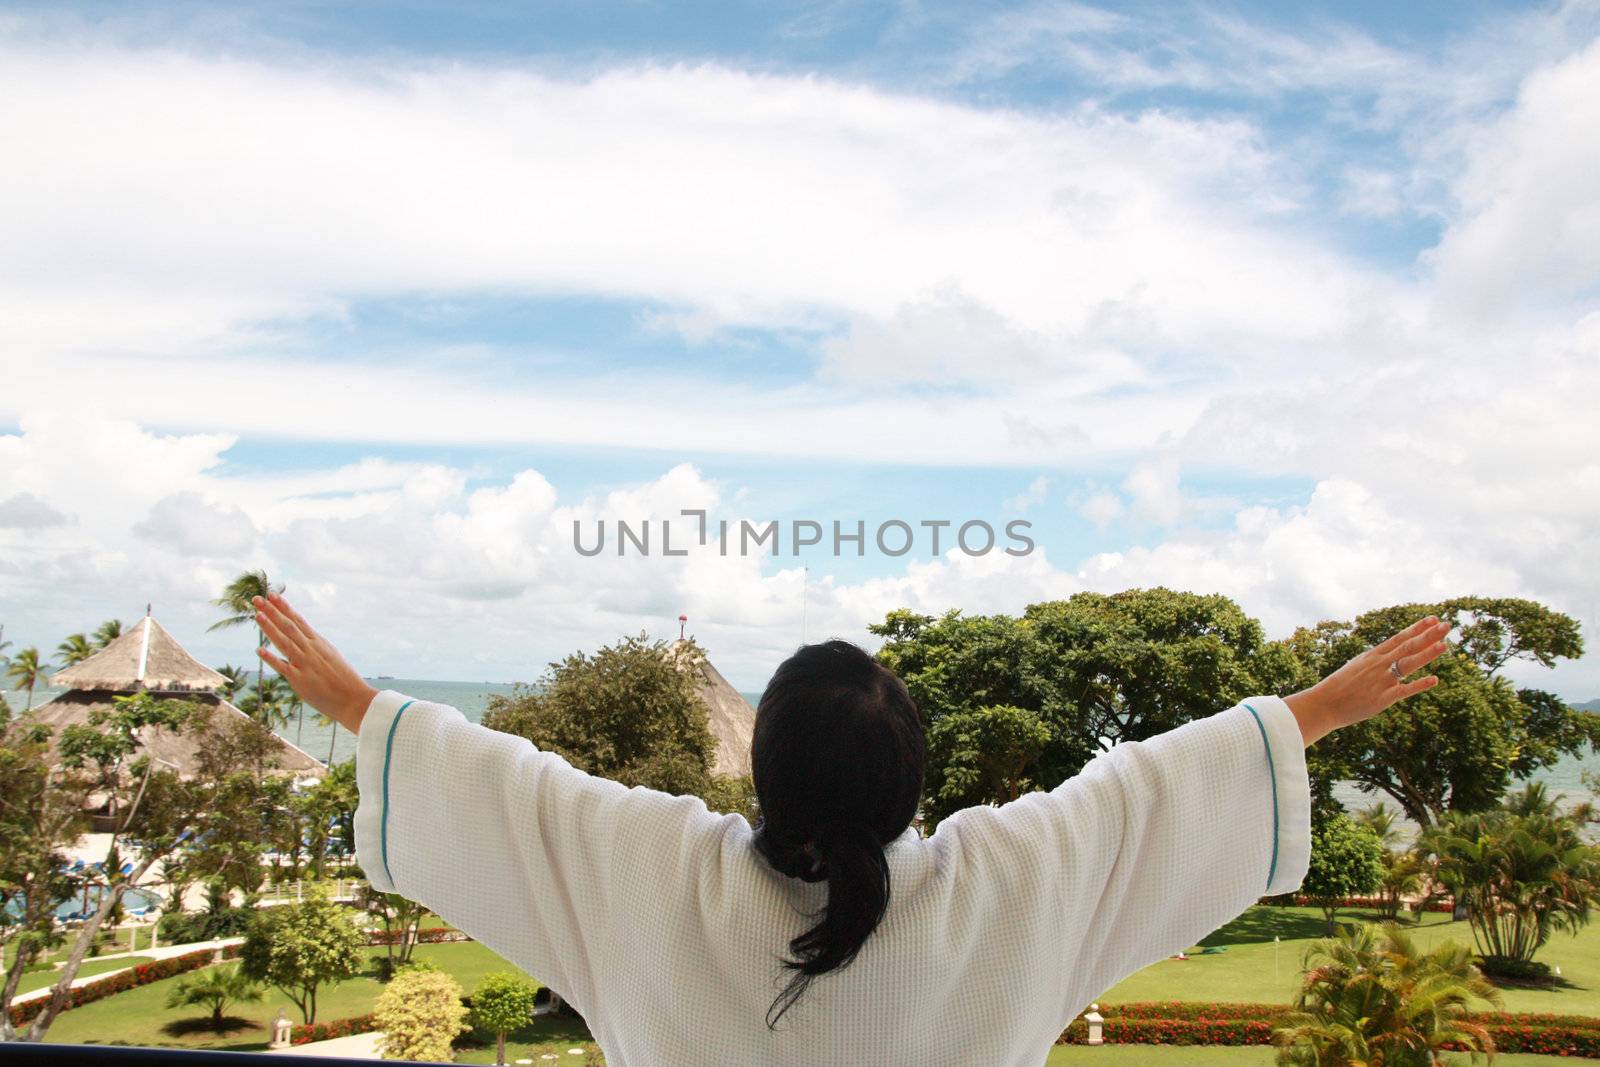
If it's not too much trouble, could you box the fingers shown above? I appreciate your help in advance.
[269,593,320,641]
[1395,674,1439,699]
[254,601,309,660]
[1374,615,1441,656]
[1396,634,1450,677]
[257,645,292,677]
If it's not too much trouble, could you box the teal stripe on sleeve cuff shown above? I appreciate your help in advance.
[380,700,417,888]
[1242,701,1280,892]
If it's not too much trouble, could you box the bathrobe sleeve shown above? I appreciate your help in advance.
[935,695,1311,1027]
[351,690,731,1012]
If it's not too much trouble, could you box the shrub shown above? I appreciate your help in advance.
[239,885,365,1024]
[1054,1002,1600,1057]
[1477,955,1554,982]
[470,972,541,1065]
[7,945,242,1027]
[373,965,469,1061]
[291,1013,378,1045]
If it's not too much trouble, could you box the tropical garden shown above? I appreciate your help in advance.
[1,584,1598,1061]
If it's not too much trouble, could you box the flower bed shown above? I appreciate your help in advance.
[1055,1001,1600,1057]
[291,1012,378,1044]
[1287,893,1455,912]
[366,926,471,945]
[7,945,243,1027]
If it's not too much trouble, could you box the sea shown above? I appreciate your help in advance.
[8,680,1597,846]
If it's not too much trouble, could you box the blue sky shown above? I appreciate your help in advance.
[1,0,1598,697]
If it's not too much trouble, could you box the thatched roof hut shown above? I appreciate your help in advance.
[50,616,226,692]
[31,691,326,780]
[35,614,324,785]
[665,635,756,778]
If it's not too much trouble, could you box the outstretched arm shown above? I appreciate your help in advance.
[1282,614,1451,745]
[252,593,378,734]
[252,593,735,1011]
[937,614,1454,1028]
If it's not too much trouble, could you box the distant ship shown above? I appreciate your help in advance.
[375,674,395,680]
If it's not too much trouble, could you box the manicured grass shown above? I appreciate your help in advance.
[14,955,154,995]
[36,903,1600,1060]
[40,941,524,1050]
[1044,1046,1565,1065]
[453,1015,600,1065]
[1097,904,1600,1015]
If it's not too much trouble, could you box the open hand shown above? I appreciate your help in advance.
[1285,615,1452,745]
[253,593,379,734]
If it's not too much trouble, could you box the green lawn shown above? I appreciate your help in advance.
[1044,1046,1564,1065]
[1098,904,1600,1015]
[41,941,524,1051]
[35,903,1600,1061]
[14,955,154,996]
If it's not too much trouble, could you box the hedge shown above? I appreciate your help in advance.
[1286,893,1455,913]
[291,1012,378,1044]
[1056,1001,1600,1058]
[366,926,471,945]
[7,944,243,1027]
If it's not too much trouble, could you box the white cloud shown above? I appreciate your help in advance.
[133,492,259,558]
[1426,37,1600,315]
[1004,475,1051,513]
[0,31,1383,365]
[0,492,72,529]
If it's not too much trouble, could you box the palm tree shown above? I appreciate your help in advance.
[1272,920,1501,1066]
[55,633,94,667]
[165,963,263,1030]
[285,684,306,749]
[5,647,46,711]
[210,570,284,707]
[316,709,341,766]
[1357,802,1427,921]
[0,623,11,669]
[93,618,123,649]
[214,664,248,702]
[1420,803,1600,971]
[238,675,293,731]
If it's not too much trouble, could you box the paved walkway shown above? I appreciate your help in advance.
[10,937,245,1006]
[266,1032,384,1058]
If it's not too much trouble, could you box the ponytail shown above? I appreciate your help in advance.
[750,639,925,1031]
[759,821,892,1028]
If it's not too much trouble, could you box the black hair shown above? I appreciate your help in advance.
[750,639,926,1029]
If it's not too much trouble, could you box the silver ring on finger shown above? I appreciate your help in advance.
[1389,660,1404,681]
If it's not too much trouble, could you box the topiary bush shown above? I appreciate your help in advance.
[373,964,468,1061]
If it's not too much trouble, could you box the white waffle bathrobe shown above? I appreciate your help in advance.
[353,690,1311,1066]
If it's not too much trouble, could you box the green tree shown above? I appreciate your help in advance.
[295,759,357,878]
[923,704,1051,826]
[1418,787,1600,975]
[869,589,1317,830]
[164,963,263,1030]
[53,634,93,668]
[210,569,285,720]
[92,619,123,649]
[238,675,293,732]
[239,884,364,1024]
[1353,802,1430,922]
[0,723,88,1040]
[4,648,45,711]
[18,695,292,1040]
[1272,920,1501,1066]
[214,664,248,702]
[1302,813,1386,935]
[359,884,429,980]
[374,964,469,1061]
[1307,598,1598,828]
[470,972,540,1065]
[482,632,717,796]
